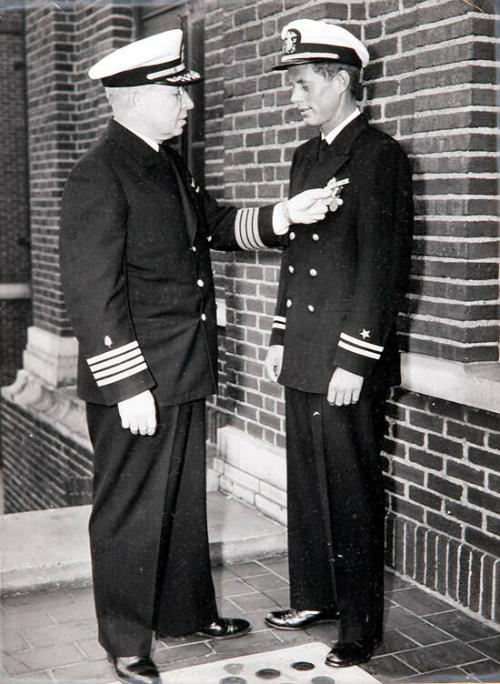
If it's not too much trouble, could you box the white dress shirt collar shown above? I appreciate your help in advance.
[322,108,361,146]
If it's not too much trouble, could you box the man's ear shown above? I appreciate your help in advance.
[335,69,350,94]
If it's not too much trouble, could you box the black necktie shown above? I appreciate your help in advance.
[317,138,330,162]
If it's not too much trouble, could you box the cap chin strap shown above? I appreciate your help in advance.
[102,56,183,87]
[146,62,186,80]
[277,44,362,70]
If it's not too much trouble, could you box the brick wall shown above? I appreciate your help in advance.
[384,388,500,622]
[0,9,31,387]
[1,400,92,512]
[25,4,76,335]
[383,3,498,364]
[0,301,32,389]
[0,9,30,284]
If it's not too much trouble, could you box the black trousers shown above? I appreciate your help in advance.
[86,399,218,656]
[285,386,387,645]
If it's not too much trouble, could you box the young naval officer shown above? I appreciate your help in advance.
[264,19,414,668]
[59,29,330,684]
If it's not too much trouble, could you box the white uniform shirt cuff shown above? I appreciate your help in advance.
[272,201,290,235]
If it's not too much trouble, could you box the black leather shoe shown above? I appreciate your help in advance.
[264,608,339,630]
[325,640,374,668]
[107,655,161,684]
[196,617,251,639]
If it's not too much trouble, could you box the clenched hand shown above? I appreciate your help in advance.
[118,389,157,436]
[327,368,364,406]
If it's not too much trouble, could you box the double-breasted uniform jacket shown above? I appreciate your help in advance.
[60,120,280,407]
[269,113,413,392]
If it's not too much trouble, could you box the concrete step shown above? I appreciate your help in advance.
[0,492,287,596]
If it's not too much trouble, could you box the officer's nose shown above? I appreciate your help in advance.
[290,84,301,105]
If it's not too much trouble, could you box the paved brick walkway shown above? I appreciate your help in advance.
[1,556,499,683]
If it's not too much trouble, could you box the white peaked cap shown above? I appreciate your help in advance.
[88,29,200,87]
[273,19,369,70]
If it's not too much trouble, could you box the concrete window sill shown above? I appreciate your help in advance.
[401,353,500,415]
[0,283,31,299]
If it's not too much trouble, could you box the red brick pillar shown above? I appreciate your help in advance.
[373,3,498,363]
[0,10,31,390]
[17,5,79,388]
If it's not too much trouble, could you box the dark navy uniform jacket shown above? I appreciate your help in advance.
[60,120,280,407]
[270,113,413,392]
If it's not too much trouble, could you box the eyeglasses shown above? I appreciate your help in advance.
[154,84,186,101]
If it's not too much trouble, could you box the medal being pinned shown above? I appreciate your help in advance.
[324,176,349,212]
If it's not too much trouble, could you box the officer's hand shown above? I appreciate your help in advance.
[327,368,364,407]
[118,390,157,436]
[265,345,284,382]
[286,189,331,224]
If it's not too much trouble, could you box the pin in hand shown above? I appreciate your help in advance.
[324,177,349,212]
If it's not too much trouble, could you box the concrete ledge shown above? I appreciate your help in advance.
[401,352,500,414]
[2,370,91,451]
[0,492,286,596]
[0,283,31,299]
[22,326,78,387]
[1,505,92,595]
[216,426,287,526]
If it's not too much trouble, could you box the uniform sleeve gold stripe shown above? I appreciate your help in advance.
[272,322,286,330]
[340,332,384,353]
[245,209,259,249]
[273,315,286,323]
[87,340,139,365]
[89,348,142,372]
[96,362,148,387]
[235,208,264,250]
[338,340,381,360]
[93,355,146,379]
[243,209,257,249]
[235,209,251,249]
[249,208,265,249]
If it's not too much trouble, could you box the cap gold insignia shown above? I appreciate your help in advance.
[283,29,300,55]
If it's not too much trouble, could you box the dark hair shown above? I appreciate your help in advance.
[310,61,362,101]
